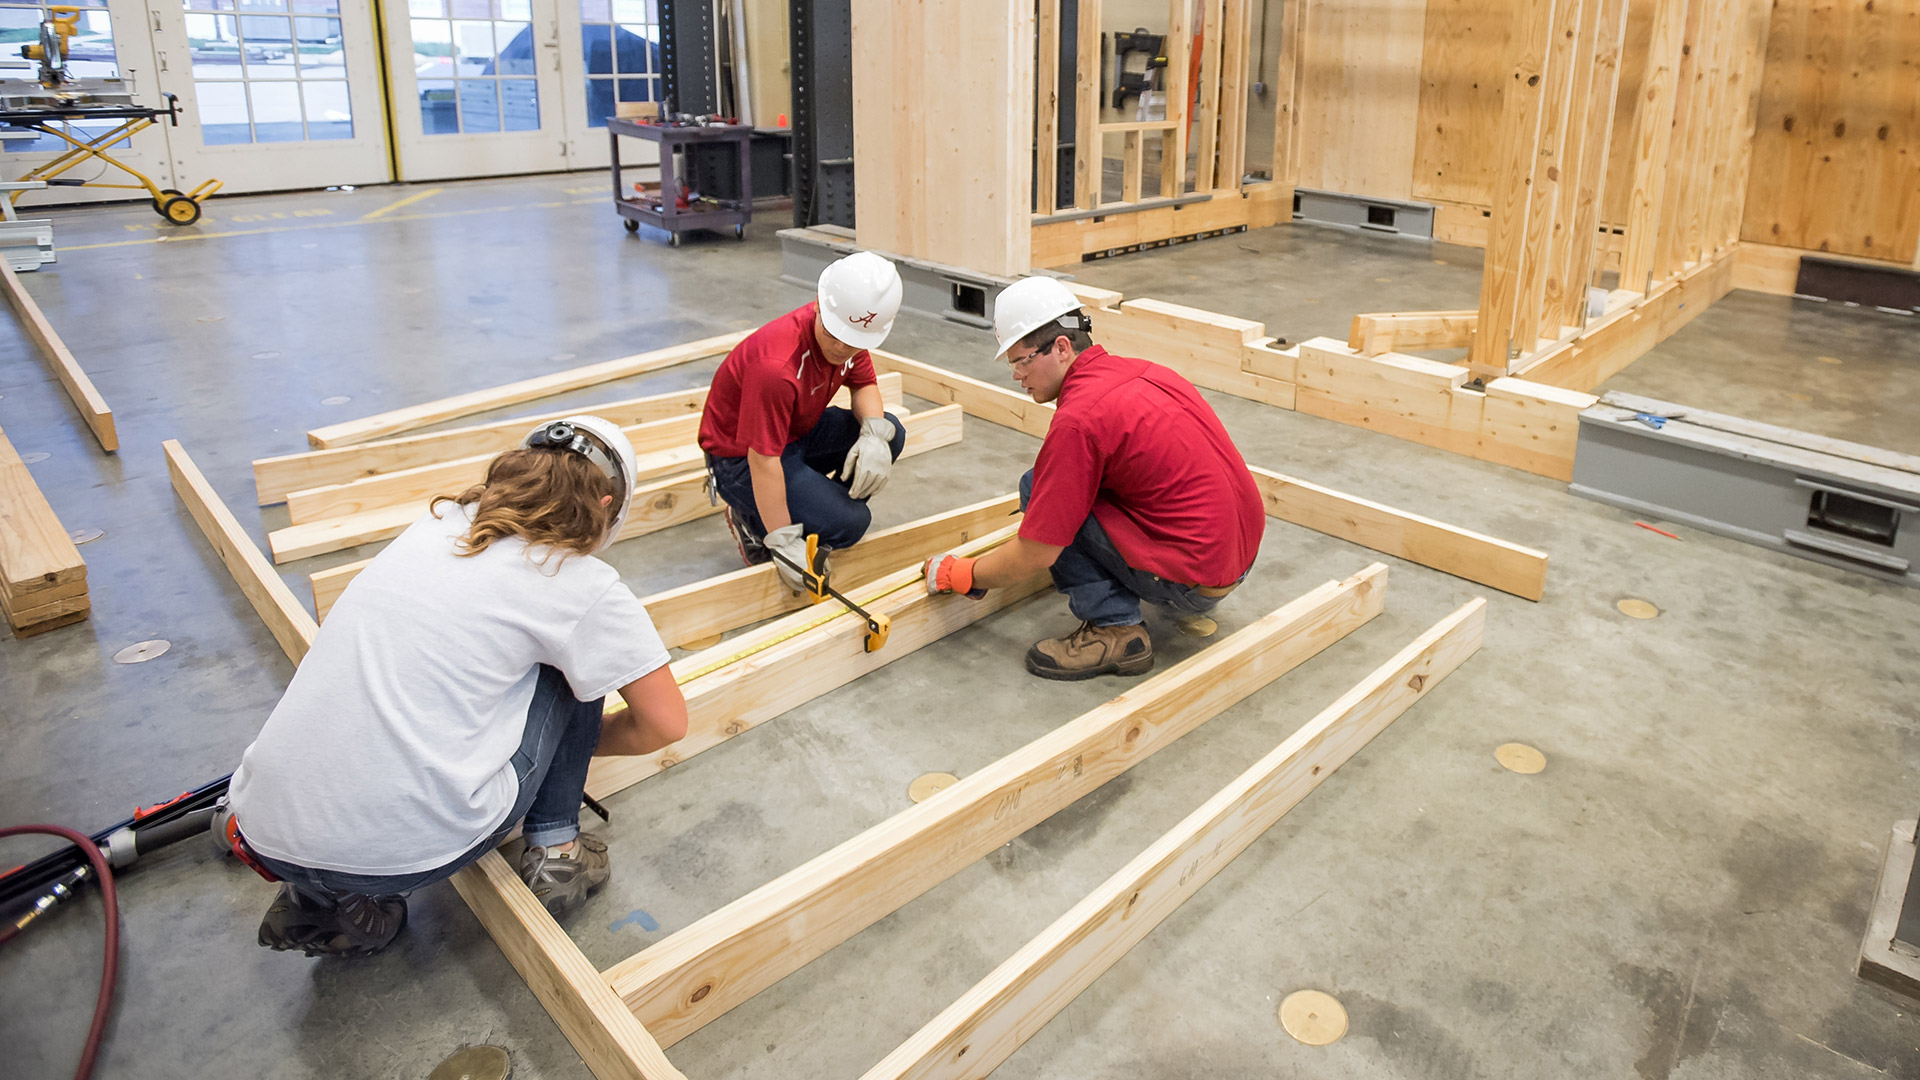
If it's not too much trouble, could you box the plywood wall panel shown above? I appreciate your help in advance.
[1296,0,1428,199]
[1740,0,1920,261]
[1410,0,1507,205]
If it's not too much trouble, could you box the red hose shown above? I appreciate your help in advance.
[0,824,117,1080]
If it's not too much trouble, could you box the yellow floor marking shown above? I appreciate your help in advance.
[360,186,444,220]
[61,202,530,251]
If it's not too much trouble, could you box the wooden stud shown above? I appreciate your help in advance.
[1121,129,1144,203]
[164,440,316,664]
[1214,0,1250,191]
[1162,0,1195,198]
[1557,0,1630,328]
[1192,0,1226,192]
[0,425,87,635]
[603,567,1390,1047]
[1036,0,1061,214]
[0,264,116,453]
[1249,466,1548,600]
[1540,0,1605,332]
[1644,0,1705,286]
[1617,0,1686,293]
[1073,0,1102,210]
[1269,0,1306,188]
[1466,0,1561,380]
[450,853,687,1080]
[860,598,1487,1080]
[303,332,746,448]
[584,521,1043,800]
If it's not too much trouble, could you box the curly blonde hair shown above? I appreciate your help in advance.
[430,447,622,559]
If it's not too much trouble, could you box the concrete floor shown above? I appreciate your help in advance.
[3,180,1918,1080]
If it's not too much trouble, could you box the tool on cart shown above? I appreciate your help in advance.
[767,532,893,653]
[0,6,223,225]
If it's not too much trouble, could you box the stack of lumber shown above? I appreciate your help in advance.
[0,426,87,635]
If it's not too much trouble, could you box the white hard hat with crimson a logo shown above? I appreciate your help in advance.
[817,251,903,350]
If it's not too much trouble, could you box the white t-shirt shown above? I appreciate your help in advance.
[229,504,669,876]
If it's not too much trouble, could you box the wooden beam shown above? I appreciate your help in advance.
[1035,0,1061,214]
[1192,0,1226,192]
[268,404,963,563]
[1556,0,1630,328]
[303,332,747,448]
[869,351,1054,439]
[1249,466,1548,600]
[164,440,316,664]
[1511,0,1588,351]
[1648,0,1709,283]
[450,853,686,1080]
[1466,0,1560,379]
[1162,0,1195,198]
[1214,0,1251,192]
[1618,0,1688,292]
[1072,0,1102,210]
[0,425,87,636]
[603,566,1390,1047]
[0,264,116,453]
[1120,129,1144,203]
[1345,310,1479,355]
[584,520,1044,800]
[859,598,1487,1080]
[1273,0,1309,187]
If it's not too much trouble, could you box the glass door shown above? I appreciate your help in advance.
[553,0,657,170]
[149,0,391,194]
[382,0,569,181]
[0,0,180,209]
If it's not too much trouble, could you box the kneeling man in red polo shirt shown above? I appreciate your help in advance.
[699,252,907,592]
[924,277,1264,680]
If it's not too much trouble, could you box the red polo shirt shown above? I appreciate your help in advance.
[698,302,879,458]
[1021,346,1264,588]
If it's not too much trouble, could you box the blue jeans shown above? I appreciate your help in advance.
[251,664,603,899]
[1020,469,1241,628]
[707,406,907,550]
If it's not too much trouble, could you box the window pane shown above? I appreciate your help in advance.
[187,14,242,79]
[616,76,652,102]
[236,0,287,11]
[302,80,352,139]
[241,16,298,79]
[451,19,494,73]
[297,36,346,77]
[611,0,646,20]
[500,77,537,131]
[409,18,452,79]
[579,0,609,20]
[407,0,443,16]
[195,79,251,143]
[418,78,458,133]
[584,76,613,127]
[290,0,339,12]
[493,21,531,74]
[496,0,529,19]
[447,0,487,17]
[457,79,499,131]
[614,23,650,75]
[249,80,303,141]
[581,23,610,74]
[183,0,238,10]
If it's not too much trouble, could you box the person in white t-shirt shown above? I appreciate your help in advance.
[225,415,688,957]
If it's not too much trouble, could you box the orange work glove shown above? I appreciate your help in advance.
[922,552,985,598]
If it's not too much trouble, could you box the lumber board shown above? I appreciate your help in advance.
[268,404,963,563]
[1249,466,1548,599]
[165,440,317,664]
[870,351,1054,439]
[1465,0,1559,378]
[584,523,1044,800]
[1035,0,1060,213]
[0,426,85,607]
[1072,0,1100,210]
[1511,0,1588,349]
[859,598,1486,1080]
[0,264,116,453]
[450,853,686,1080]
[604,566,1390,1047]
[1267,0,1303,187]
[1556,0,1631,328]
[1617,0,1686,291]
[303,332,747,448]
[1163,0,1195,198]
[1214,0,1251,192]
[260,373,901,509]
[1345,310,1479,355]
[1192,0,1225,192]
[1066,287,1293,408]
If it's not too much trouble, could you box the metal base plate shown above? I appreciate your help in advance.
[1859,821,1920,1003]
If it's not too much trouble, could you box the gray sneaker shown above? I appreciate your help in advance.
[518,831,610,916]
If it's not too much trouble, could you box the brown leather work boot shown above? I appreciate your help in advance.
[1025,621,1154,681]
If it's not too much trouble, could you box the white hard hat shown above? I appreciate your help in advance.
[523,414,638,551]
[992,276,1087,360]
[817,251,903,351]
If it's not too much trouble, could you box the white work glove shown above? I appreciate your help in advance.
[764,524,813,594]
[840,416,896,501]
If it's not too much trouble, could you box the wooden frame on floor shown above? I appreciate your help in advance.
[869,349,1551,598]
[454,565,1393,1079]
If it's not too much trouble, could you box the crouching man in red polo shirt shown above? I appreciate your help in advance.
[923,277,1264,680]
[699,252,908,591]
